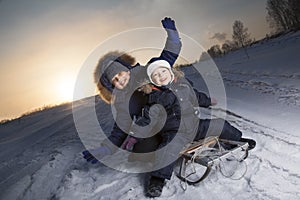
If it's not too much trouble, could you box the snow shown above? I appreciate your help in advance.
[1,31,300,200]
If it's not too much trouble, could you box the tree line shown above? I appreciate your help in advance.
[200,0,300,60]
[200,20,253,60]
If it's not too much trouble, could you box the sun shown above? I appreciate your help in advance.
[57,76,75,102]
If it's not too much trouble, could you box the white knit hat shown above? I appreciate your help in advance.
[147,60,174,85]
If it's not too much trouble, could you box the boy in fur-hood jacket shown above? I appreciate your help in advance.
[91,17,181,149]
[82,16,181,179]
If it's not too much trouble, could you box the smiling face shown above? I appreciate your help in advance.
[111,71,130,90]
[150,67,173,86]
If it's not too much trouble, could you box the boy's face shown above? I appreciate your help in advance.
[151,67,172,86]
[111,71,130,90]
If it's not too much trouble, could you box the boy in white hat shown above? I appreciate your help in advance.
[123,59,248,197]
[147,59,175,87]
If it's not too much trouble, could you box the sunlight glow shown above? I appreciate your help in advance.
[57,76,75,102]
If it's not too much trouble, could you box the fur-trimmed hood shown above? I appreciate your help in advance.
[94,51,136,104]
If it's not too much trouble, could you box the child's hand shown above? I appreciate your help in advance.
[121,136,138,151]
[211,97,218,106]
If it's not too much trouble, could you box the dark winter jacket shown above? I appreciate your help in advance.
[94,35,182,151]
[130,76,212,139]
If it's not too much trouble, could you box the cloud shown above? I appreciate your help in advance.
[209,32,227,42]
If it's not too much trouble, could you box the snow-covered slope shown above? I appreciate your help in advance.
[1,31,300,200]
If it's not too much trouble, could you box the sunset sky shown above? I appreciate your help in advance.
[0,0,269,120]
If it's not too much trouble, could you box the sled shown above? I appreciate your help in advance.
[176,136,249,185]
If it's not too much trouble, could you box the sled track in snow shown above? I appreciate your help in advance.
[211,108,300,199]
[222,71,300,81]
[222,72,300,107]
[211,107,300,147]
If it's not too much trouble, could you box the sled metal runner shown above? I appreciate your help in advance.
[177,137,249,185]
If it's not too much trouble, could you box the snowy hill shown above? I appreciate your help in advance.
[1,31,300,200]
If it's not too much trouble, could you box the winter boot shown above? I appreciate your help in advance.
[145,176,165,198]
[240,137,256,150]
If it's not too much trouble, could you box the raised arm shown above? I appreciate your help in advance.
[148,17,182,67]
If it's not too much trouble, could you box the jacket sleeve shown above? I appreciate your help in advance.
[194,89,212,108]
[160,34,182,66]
[129,104,165,139]
[130,91,175,138]
[147,30,182,67]
[104,123,128,151]
[102,104,130,153]
[101,90,134,152]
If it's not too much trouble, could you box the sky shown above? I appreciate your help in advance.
[0,0,269,121]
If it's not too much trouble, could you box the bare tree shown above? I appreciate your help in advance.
[267,0,290,32]
[287,0,300,30]
[266,0,300,32]
[232,20,252,58]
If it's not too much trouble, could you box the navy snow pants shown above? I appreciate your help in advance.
[151,118,242,180]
